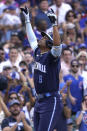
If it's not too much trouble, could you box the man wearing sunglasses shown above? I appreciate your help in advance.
[63,59,83,130]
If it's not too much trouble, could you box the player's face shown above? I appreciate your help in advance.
[38,36,49,51]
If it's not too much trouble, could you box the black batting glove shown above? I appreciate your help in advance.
[47,9,57,26]
[20,6,30,23]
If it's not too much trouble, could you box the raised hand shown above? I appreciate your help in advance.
[20,6,28,14]
[47,9,57,26]
[20,6,30,22]
[66,80,72,87]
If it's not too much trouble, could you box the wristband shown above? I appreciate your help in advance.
[25,20,30,24]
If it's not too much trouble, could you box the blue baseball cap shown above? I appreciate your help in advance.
[8,91,17,96]
[9,99,20,107]
[7,5,16,10]
[15,0,28,5]
[79,43,87,49]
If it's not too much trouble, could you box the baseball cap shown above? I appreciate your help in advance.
[9,99,20,107]
[8,91,17,96]
[15,0,28,5]
[79,43,87,49]
[7,5,16,10]
[41,32,53,41]
[3,65,12,71]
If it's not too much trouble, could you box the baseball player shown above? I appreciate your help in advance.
[21,6,63,131]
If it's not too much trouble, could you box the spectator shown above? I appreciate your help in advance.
[62,10,82,44]
[61,47,73,77]
[71,0,81,15]
[82,20,87,45]
[1,99,32,131]
[76,92,87,131]
[3,31,23,50]
[63,22,77,43]
[76,50,87,74]
[0,47,22,73]
[78,43,87,52]
[23,52,35,76]
[64,59,83,131]
[35,0,52,29]
[0,47,5,63]
[50,0,72,25]
[0,5,22,42]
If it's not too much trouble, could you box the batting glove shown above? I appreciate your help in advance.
[20,6,30,23]
[47,9,57,26]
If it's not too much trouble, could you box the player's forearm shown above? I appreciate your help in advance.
[26,22,38,51]
[53,25,60,46]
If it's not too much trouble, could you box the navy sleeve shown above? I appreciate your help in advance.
[48,51,60,63]
[34,47,40,59]
[1,118,9,130]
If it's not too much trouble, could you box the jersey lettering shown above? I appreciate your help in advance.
[34,62,46,73]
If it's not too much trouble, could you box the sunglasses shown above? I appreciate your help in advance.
[72,65,79,68]
[68,15,74,17]
[9,97,17,100]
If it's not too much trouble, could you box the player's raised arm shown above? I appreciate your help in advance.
[20,7,38,51]
[47,9,62,57]
[47,9,60,46]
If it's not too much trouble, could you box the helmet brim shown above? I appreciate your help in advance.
[41,32,53,41]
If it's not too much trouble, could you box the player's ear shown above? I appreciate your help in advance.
[45,40,53,49]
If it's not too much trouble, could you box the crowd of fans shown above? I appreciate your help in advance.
[0,0,87,131]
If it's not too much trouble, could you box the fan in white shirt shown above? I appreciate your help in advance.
[50,0,72,24]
